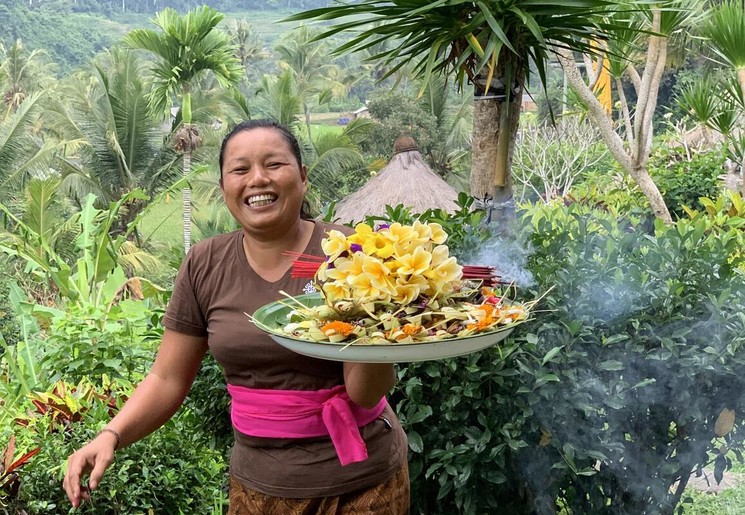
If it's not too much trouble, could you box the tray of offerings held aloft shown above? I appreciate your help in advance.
[249,222,537,363]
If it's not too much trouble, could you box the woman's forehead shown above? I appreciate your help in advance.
[225,129,292,156]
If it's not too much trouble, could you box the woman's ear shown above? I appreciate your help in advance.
[300,165,308,185]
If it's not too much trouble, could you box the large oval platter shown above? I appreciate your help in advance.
[252,294,518,363]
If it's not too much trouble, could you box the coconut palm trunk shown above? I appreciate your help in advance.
[470,90,523,223]
[469,52,525,224]
[182,149,193,253]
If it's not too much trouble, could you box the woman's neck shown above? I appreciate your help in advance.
[242,220,314,282]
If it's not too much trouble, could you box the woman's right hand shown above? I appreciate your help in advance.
[63,430,118,508]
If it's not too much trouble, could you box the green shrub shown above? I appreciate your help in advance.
[390,200,745,514]
[648,144,727,219]
[11,381,227,514]
[40,299,160,388]
[0,273,22,348]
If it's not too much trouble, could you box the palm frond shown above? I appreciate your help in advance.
[116,240,162,274]
[284,0,642,94]
[676,76,722,125]
[21,178,65,244]
[702,0,745,69]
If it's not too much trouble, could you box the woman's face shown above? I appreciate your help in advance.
[220,127,307,239]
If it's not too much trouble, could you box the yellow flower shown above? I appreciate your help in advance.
[428,223,448,244]
[424,256,462,296]
[392,274,427,304]
[411,221,432,243]
[362,233,396,259]
[430,245,450,266]
[362,255,392,286]
[396,246,432,276]
[392,283,421,304]
[347,223,374,247]
[322,281,350,303]
[387,223,417,254]
[333,252,367,283]
[321,230,349,261]
[349,272,391,303]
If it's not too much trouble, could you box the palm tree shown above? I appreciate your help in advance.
[225,18,266,80]
[0,93,60,203]
[701,0,745,194]
[253,68,305,129]
[44,48,180,233]
[274,26,347,141]
[124,6,242,253]
[287,1,628,221]
[0,39,54,112]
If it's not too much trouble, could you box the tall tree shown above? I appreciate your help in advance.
[253,68,305,129]
[558,0,706,223]
[287,1,629,222]
[225,18,266,81]
[0,39,54,112]
[123,6,242,253]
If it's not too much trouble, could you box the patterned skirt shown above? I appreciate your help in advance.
[227,460,410,515]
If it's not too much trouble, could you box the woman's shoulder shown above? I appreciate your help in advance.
[185,230,242,264]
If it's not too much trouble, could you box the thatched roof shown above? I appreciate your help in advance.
[332,136,460,225]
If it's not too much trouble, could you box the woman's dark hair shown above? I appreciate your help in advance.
[219,119,313,220]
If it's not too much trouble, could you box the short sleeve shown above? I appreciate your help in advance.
[163,251,208,337]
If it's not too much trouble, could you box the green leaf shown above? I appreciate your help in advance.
[598,360,624,371]
[535,373,561,388]
[541,345,563,365]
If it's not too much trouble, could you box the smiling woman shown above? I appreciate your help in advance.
[63,120,410,514]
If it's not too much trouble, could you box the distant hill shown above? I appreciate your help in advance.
[0,1,324,75]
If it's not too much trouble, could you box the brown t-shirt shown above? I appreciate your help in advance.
[163,221,408,498]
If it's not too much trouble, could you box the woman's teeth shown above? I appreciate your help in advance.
[247,194,276,207]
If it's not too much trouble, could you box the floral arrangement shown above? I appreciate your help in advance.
[262,221,533,345]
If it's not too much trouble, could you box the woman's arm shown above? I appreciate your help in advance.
[343,362,397,408]
[63,329,208,507]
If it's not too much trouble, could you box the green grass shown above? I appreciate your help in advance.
[138,196,184,246]
[683,486,745,514]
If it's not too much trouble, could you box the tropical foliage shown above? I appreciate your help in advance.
[1,2,744,513]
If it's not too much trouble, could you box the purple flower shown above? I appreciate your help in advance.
[350,243,363,253]
[377,223,390,230]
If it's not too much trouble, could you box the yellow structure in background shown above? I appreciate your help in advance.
[594,60,612,114]
[592,45,613,114]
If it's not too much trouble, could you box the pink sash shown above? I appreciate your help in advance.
[227,383,387,466]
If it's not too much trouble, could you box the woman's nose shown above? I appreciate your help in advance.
[247,165,270,185]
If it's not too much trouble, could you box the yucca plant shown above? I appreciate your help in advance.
[124,6,243,254]
[676,76,725,146]
[286,0,632,222]
[701,0,745,194]
[702,0,745,101]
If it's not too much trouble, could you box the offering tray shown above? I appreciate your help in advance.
[252,294,521,363]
